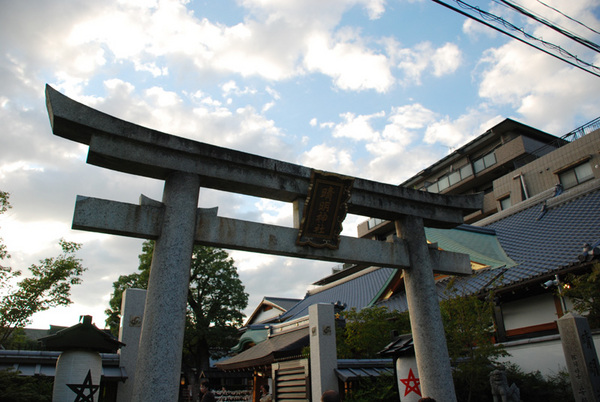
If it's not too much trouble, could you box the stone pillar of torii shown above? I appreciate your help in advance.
[45,85,482,402]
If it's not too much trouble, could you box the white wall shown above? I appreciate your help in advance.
[502,294,559,330]
[498,333,600,377]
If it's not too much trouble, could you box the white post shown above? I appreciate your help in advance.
[117,288,146,402]
[309,303,339,402]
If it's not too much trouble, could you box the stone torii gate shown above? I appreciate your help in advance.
[45,85,483,402]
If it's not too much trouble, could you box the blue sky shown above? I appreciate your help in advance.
[1,0,599,329]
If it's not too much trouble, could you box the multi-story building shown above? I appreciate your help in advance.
[358,117,600,238]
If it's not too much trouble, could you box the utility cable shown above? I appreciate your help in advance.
[430,0,600,78]
[453,0,600,69]
[536,0,600,36]
[497,0,600,54]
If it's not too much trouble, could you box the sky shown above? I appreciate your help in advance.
[1,0,599,330]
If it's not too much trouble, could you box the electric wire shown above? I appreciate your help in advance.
[430,0,600,78]
[496,0,600,53]
[536,0,600,36]
[452,0,600,70]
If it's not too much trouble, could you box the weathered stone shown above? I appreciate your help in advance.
[46,85,482,228]
[557,312,600,402]
[396,216,457,402]
[131,172,200,402]
[72,196,473,275]
[117,288,146,402]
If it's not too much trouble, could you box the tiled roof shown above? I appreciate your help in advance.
[425,225,517,270]
[379,182,600,311]
[278,267,397,322]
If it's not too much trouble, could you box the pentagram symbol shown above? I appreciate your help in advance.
[67,369,100,402]
[399,368,421,397]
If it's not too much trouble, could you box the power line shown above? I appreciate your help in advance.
[496,0,600,53]
[536,0,600,36]
[430,0,600,78]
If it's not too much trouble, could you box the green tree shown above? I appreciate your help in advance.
[344,373,399,402]
[0,368,53,402]
[105,240,248,399]
[0,192,86,347]
[0,191,10,267]
[337,306,410,359]
[104,240,152,334]
[440,282,508,402]
[563,262,600,328]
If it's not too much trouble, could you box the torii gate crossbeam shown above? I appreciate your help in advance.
[46,85,483,402]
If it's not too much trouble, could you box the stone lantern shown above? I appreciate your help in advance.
[40,315,124,402]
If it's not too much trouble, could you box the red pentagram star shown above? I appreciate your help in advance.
[400,368,422,397]
[66,369,100,402]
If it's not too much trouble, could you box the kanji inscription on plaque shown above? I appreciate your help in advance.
[296,170,354,249]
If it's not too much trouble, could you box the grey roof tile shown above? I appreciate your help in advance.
[279,268,397,321]
[379,185,600,311]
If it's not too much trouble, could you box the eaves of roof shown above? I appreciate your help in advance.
[425,225,517,270]
[216,327,308,371]
[378,182,600,309]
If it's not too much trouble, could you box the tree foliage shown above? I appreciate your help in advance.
[0,368,53,402]
[104,240,152,334]
[0,191,11,265]
[501,363,574,402]
[336,306,410,359]
[344,373,399,402]
[184,245,248,365]
[105,240,248,398]
[563,262,600,328]
[0,192,86,347]
[440,281,508,402]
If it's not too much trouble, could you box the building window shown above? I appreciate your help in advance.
[425,164,474,194]
[460,164,473,179]
[558,162,594,189]
[427,183,439,193]
[449,171,461,186]
[499,196,512,210]
[438,176,450,191]
[473,151,497,173]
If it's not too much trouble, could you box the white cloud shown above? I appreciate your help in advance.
[304,32,394,92]
[145,86,182,108]
[424,111,504,148]
[477,40,600,133]
[391,40,462,85]
[254,199,292,226]
[332,111,385,141]
[432,43,462,76]
[299,144,356,174]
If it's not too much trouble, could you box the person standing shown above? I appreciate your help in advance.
[200,380,216,402]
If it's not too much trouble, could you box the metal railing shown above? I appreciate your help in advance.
[513,115,600,168]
